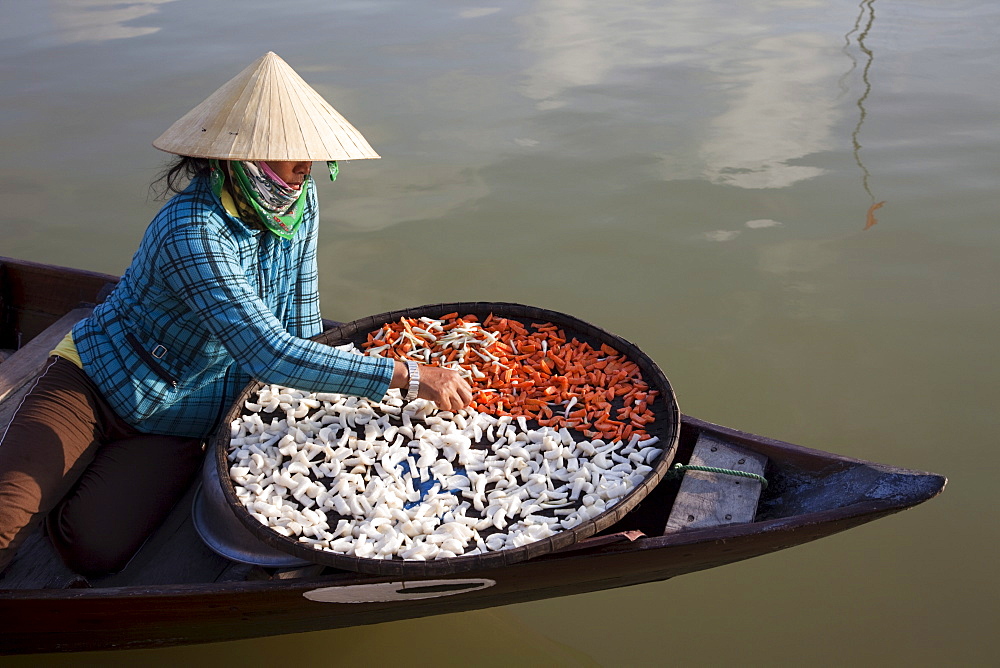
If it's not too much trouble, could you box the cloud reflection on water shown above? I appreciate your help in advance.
[518,0,851,189]
[698,31,841,189]
[517,0,619,110]
[49,0,177,44]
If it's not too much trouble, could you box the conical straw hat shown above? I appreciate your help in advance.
[153,52,379,161]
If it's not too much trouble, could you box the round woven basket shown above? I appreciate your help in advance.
[211,302,679,576]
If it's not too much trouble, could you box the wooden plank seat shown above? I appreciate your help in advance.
[664,432,768,533]
[0,307,93,428]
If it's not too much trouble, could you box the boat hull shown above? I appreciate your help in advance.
[0,415,945,654]
[0,502,919,654]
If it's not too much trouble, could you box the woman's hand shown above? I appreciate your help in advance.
[391,361,473,412]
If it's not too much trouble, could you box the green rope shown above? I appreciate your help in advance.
[669,462,768,490]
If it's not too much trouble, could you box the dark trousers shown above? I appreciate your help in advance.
[0,357,204,576]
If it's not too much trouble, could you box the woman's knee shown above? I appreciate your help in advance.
[46,504,139,576]
[43,437,204,576]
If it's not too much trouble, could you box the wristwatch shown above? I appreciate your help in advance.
[404,360,420,401]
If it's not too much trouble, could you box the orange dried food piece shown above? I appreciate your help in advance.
[361,313,655,440]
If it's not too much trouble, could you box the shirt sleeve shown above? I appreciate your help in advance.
[159,220,393,401]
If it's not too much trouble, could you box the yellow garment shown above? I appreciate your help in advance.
[219,172,266,231]
[220,186,240,217]
[51,331,82,368]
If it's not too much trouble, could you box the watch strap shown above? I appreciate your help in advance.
[404,360,420,401]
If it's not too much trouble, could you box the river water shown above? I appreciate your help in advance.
[2,0,996,665]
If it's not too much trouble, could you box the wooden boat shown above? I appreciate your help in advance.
[0,256,946,654]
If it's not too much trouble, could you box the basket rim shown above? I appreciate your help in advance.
[211,301,680,576]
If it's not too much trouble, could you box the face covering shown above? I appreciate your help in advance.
[209,160,340,239]
[231,160,309,238]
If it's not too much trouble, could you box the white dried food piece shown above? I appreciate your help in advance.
[227,339,663,561]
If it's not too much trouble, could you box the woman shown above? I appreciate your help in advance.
[0,53,471,576]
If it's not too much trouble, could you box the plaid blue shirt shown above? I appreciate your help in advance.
[73,173,393,438]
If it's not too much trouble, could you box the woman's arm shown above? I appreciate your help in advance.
[160,223,471,410]
[161,224,393,400]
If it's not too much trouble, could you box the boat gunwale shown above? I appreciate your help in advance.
[0,256,119,286]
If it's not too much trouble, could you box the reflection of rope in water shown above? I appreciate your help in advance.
[844,0,885,229]
[838,3,865,96]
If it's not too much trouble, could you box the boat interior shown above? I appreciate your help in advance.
[0,256,941,593]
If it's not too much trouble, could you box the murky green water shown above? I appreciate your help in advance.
[2,0,997,665]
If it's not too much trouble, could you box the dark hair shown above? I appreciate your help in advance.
[149,156,211,200]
